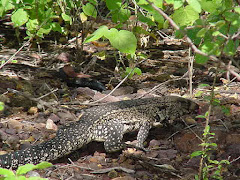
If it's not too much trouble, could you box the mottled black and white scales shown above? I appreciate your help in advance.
[0,96,198,168]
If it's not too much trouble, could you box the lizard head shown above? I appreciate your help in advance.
[177,96,199,114]
[154,96,199,123]
[165,96,200,124]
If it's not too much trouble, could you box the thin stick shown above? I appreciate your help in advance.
[86,59,147,105]
[87,67,135,105]
[0,38,32,69]
[188,48,194,97]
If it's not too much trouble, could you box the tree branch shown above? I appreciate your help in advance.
[145,0,240,79]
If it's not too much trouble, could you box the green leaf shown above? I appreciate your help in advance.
[187,0,201,13]
[137,0,148,5]
[163,19,169,29]
[11,60,18,63]
[212,31,220,36]
[198,84,210,88]
[195,90,203,97]
[223,0,233,9]
[16,164,35,175]
[0,168,15,177]
[26,19,38,31]
[0,101,4,111]
[209,143,217,147]
[209,160,220,164]
[134,67,142,75]
[82,3,97,18]
[0,7,4,17]
[137,53,148,59]
[165,0,174,3]
[138,0,163,7]
[203,125,210,134]
[122,67,141,78]
[34,161,52,170]
[138,13,156,26]
[219,160,230,165]
[196,115,206,119]
[83,25,108,43]
[88,0,98,6]
[17,176,28,180]
[224,39,239,56]
[61,13,72,24]
[152,11,164,24]
[2,0,10,7]
[229,22,239,36]
[51,22,64,33]
[112,8,130,23]
[223,11,239,22]
[200,0,222,13]
[0,0,14,17]
[201,41,220,55]
[133,26,150,35]
[172,5,199,26]
[196,28,208,37]
[195,54,209,64]
[152,0,163,8]
[190,151,203,158]
[173,0,184,9]
[215,20,225,28]
[221,105,230,115]
[11,8,29,27]
[199,142,208,147]
[106,29,137,54]
[175,29,184,39]
[106,0,122,10]
[194,174,199,180]
[187,27,202,45]
[37,24,52,37]
[235,7,240,14]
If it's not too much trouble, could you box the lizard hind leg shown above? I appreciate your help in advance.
[103,122,125,152]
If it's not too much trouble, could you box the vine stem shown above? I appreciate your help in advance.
[145,0,240,79]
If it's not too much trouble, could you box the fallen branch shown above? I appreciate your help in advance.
[91,166,135,174]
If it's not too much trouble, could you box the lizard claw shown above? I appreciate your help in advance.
[124,143,150,152]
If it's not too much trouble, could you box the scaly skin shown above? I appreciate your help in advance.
[0,96,198,168]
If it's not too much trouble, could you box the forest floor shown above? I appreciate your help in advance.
[0,34,240,180]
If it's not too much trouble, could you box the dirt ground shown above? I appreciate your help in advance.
[0,36,240,180]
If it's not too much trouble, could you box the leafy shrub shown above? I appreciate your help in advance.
[0,162,52,180]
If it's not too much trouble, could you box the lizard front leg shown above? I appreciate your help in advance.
[136,121,151,149]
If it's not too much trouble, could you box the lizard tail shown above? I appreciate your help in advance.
[0,123,91,169]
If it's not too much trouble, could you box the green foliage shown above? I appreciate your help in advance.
[11,8,29,27]
[203,96,230,115]
[1,60,18,66]
[191,115,230,179]
[1,0,63,38]
[84,25,137,55]
[106,0,130,23]
[172,5,199,26]
[121,67,142,78]
[1,0,238,61]
[167,0,239,63]
[0,0,98,38]
[0,0,238,78]
[0,101,4,111]
[82,3,97,18]
[0,162,52,180]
